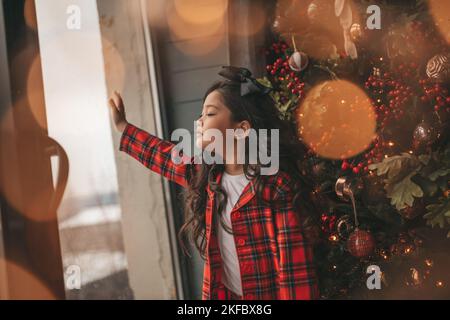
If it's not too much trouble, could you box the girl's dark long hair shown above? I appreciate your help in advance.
[177,80,318,260]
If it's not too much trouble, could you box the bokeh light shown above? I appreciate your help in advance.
[428,0,450,44]
[16,35,125,133]
[295,80,376,159]
[26,54,48,129]
[0,124,61,222]
[0,259,56,299]
[174,0,228,25]
[23,0,38,31]
[167,1,226,56]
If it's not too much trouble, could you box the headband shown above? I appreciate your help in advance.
[218,66,273,97]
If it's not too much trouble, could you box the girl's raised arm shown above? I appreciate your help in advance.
[119,123,191,187]
[109,91,192,187]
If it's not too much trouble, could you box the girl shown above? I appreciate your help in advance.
[108,66,319,300]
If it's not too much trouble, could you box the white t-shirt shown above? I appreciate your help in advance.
[216,171,251,296]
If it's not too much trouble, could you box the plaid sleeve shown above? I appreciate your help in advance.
[273,182,319,300]
[119,122,191,187]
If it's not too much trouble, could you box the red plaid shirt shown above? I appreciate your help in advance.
[119,123,319,300]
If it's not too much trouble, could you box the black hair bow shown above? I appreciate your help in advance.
[218,66,273,97]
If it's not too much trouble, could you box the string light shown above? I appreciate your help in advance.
[404,246,413,254]
[329,234,339,242]
[425,259,434,267]
[436,281,444,288]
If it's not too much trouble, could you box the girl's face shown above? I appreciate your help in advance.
[196,90,250,155]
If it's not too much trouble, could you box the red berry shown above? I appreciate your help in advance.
[341,162,350,170]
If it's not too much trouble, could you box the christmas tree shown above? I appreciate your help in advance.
[259,0,449,299]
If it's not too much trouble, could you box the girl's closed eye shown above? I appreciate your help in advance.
[199,112,216,118]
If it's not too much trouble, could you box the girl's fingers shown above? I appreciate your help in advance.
[114,91,125,112]
[108,98,116,109]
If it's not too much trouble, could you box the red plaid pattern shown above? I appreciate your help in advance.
[120,123,319,300]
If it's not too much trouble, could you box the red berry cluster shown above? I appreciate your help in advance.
[265,40,308,102]
[341,159,367,174]
[419,78,450,113]
[266,57,306,99]
[345,62,420,176]
[340,135,395,175]
[365,62,417,127]
[265,41,288,56]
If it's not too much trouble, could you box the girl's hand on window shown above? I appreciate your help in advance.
[108,91,128,133]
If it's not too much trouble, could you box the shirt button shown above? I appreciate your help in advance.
[237,238,246,246]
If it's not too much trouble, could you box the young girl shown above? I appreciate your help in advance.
[108,66,319,300]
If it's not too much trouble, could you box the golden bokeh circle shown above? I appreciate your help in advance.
[428,0,450,44]
[296,80,376,159]
[0,258,56,299]
[173,0,228,25]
